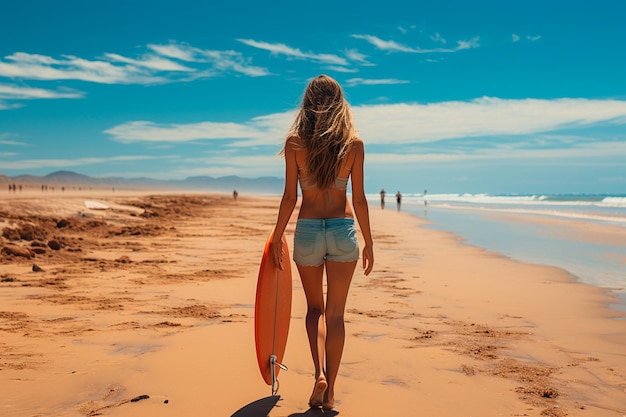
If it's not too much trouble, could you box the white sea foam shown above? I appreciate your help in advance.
[395,193,626,208]
[381,192,626,225]
[434,203,626,224]
[602,197,626,206]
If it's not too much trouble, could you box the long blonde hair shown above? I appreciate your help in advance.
[286,75,356,190]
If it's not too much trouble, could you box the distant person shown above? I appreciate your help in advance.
[271,75,374,411]
[233,189,239,200]
[424,189,428,206]
[396,191,402,211]
[380,188,386,209]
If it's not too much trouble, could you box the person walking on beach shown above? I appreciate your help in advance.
[396,191,402,211]
[380,188,386,209]
[271,75,374,411]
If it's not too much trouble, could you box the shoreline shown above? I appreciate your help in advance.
[1,193,625,416]
[405,203,626,312]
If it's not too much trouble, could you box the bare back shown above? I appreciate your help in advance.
[287,137,362,220]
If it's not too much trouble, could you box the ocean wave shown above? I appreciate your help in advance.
[433,203,626,225]
[391,193,626,209]
[602,197,626,206]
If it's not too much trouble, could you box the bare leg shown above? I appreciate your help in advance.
[323,259,357,409]
[297,263,328,407]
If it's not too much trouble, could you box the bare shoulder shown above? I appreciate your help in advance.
[351,137,365,155]
[286,136,303,147]
[284,136,302,154]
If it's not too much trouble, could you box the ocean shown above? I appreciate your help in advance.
[375,193,626,312]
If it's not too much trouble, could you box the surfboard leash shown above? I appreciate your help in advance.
[270,254,288,396]
[270,354,288,395]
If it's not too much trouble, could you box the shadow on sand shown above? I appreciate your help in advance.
[231,396,340,417]
[288,408,339,417]
[231,395,281,417]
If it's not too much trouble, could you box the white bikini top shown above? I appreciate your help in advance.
[298,169,350,191]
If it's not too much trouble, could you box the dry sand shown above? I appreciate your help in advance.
[1,191,625,417]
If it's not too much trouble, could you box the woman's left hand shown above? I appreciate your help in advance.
[362,244,374,276]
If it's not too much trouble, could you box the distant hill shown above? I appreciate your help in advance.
[1,170,283,194]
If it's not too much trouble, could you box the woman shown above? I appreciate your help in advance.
[271,75,374,410]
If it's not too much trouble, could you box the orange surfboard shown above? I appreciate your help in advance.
[254,228,292,394]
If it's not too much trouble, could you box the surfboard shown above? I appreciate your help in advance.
[254,228,292,394]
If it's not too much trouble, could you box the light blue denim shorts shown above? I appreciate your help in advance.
[293,218,359,266]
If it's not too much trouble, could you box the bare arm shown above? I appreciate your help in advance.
[271,138,299,269]
[350,139,374,275]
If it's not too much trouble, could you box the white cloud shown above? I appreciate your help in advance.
[0,42,269,86]
[104,53,195,72]
[238,39,349,66]
[456,37,480,50]
[106,121,264,143]
[346,78,410,87]
[527,35,542,41]
[0,83,84,100]
[147,42,269,77]
[367,141,626,164]
[352,34,479,53]
[430,32,447,44]
[0,52,166,84]
[353,97,626,144]
[351,35,416,53]
[512,34,521,42]
[1,82,84,109]
[344,49,372,65]
[105,111,295,146]
[104,98,626,158]
[397,25,419,35]
[0,133,28,146]
[147,43,199,61]
[63,96,626,179]
[0,140,26,146]
[175,154,282,178]
[0,101,22,110]
[221,59,270,77]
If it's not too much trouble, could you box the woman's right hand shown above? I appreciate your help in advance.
[271,238,284,270]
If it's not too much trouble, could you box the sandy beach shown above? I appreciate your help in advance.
[1,191,625,417]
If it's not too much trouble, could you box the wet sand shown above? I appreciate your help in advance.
[1,191,625,416]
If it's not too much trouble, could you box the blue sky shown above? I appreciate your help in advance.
[1,0,625,194]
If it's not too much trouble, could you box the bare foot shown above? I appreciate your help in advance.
[308,376,328,408]
[322,389,334,410]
